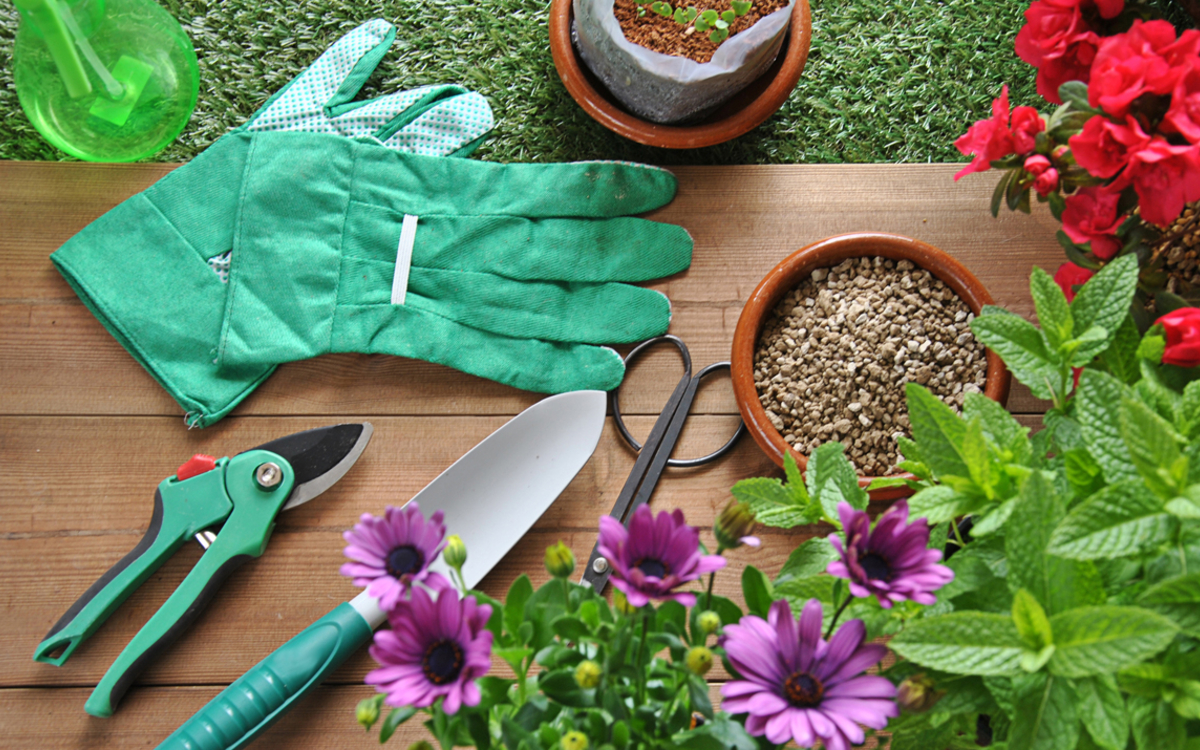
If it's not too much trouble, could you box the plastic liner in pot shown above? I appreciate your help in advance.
[572,0,793,124]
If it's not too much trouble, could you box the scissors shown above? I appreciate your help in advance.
[581,335,746,593]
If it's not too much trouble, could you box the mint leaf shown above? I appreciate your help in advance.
[1047,605,1178,677]
[1137,573,1200,637]
[1075,674,1130,750]
[1129,694,1187,750]
[906,383,971,478]
[1096,313,1141,385]
[889,612,1026,675]
[673,715,758,750]
[731,476,813,528]
[1007,471,1106,614]
[775,537,838,582]
[1008,672,1080,750]
[1048,480,1176,559]
[972,496,1017,537]
[1137,359,1184,424]
[963,418,995,498]
[1072,254,1139,357]
[941,544,1002,600]
[1181,381,1200,439]
[1122,395,1187,499]
[1071,324,1111,367]
[783,450,805,499]
[908,485,975,525]
[1013,589,1053,650]
[773,575,836,609]
[1077,370,1140,484]
[1032,265,1074,352]
[964,391,1032,465]
[971,310,1060,401]
[806,442,867,520]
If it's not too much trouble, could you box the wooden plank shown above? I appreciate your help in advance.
[1,162,1060,418]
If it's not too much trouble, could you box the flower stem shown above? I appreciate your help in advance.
[705,571,716,611]
[824,594,853,640]
[951,520,967,550]
[562,577,571,611]
[635,608,651,705]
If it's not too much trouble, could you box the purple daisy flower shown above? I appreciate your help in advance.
[340,502,451,611]
[826,500,954,609]
[597,505,725,608]
[721,599,897,750]
[366,586,493,714]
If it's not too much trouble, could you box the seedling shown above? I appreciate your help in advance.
[639,0,752,46]
[651,1,673,17]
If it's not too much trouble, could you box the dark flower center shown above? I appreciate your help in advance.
[784,672,825,708]
[422,639,464,684]
[859,552,892,582]
[386,545,425,579]
[634,557,669,579]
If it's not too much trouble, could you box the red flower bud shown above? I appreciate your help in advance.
[1157,307,1200,367]
[1034,168,1060,197]
[1024,154,1052,176]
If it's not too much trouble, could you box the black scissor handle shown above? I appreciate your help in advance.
[610,336,745,467]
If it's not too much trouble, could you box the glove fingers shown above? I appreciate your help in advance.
[356,148,680,217]
[250,19,396,129]
[335,306,628,393]
[377,91,494,157]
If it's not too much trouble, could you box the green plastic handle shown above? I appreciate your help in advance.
[13,0,91,98]
[154,602,375,750]
[85,450,295,717]
[34,463,233,666]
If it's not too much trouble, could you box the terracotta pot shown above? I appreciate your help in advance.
[548,0,811,148]
[730,233,1012,501]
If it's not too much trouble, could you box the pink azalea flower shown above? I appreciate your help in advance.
[1061,185,1125,259]
[954,86,1017,180]
[1068,114,1151,179]
[1126,139,1200,227]
[340,502,451,611]
[598,506,725,607]
[827,501,954,609]
[366,587,493,714]
[721,599,898,750]
[1054,262,1095,302]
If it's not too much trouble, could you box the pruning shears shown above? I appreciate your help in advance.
[32,423,374,717]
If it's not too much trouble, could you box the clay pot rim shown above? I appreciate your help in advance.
[730,232,1013,501]
[548,0,812,149]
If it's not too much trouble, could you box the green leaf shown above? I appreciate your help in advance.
[963,418,995,498]
[672,715,758,750]
[651,1,673,15]
[552,615,593,642]
[1075,674,1130,750]
[1008,673,1080,750]
[1077,370,1141,484]
[730,0,751,13]
[1071,325,1113,367]
[889,612,1027,676]
[971,496,1017,537]
[775,538,838,582]
[806,442,868,519]
[505,574,533,639]
[1137,573,1200,637]
[908,485,973,525]
[1047,605,1179,678]
[1096,314,1142,385]
[1129,694,1187,750]
[379,706,418,743]
[965,391,1033,464]
[1059,81,1097,112]
[708,26,729,42]
[773,574,836,609]
[971,311,1061,401]
[1048,480,1176,560]
[687,672,713,719]
[1138,334,1167,363]
[730,477,813,528]
[1072,255,1140,357]
[1122,396,1187,499]
[1013,589,1053,650]
[906,383,972,478]
[1007,471,1106,614]
[1031,266,1074,353]
[741,565,773,618]
[1181,381,1200,439]
[720,9,735,22]
[1064,448,1105,498]
[992,170,1015,217]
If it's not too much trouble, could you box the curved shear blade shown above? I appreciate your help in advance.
[248,423,374,510]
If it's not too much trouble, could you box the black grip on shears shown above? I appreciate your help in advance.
[34,490,175,665]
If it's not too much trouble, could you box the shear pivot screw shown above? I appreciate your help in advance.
[255,462,283,489]
[592,557,609,574]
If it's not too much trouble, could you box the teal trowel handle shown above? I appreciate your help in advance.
[34,467,233,666]
[156,600,378,750]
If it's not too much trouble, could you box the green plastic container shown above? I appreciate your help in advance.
[13,0,199,162]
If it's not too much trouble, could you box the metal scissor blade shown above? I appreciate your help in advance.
[248,423,374,511]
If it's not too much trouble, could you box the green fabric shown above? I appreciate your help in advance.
[218,131,692,393]
[49,21,495,427]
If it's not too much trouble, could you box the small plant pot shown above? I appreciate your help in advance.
[730,233,1012,501]
[548,0,811,148]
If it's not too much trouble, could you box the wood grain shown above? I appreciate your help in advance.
[0,160,1060,748]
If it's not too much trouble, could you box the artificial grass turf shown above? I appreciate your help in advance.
[0,0,1180,165]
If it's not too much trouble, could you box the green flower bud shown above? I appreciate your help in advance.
[613,588,638,615]
[545,540,576,579]
[562,731,589,750]
[444,534,468,570]
[575,659,602,688]
[714,499,758,552]
[686,645,714,676]
[355,694,383,730]
[408,741,435,750]
[697,610,721,635]
[897,673,943,713]
[612,721,630,750]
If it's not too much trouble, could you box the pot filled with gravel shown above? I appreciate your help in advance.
[730,233,1011,500]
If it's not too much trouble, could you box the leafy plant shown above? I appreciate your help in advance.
[638,0,752,45]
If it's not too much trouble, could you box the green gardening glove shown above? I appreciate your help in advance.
[50,20,494,427]
[215,131,692,393]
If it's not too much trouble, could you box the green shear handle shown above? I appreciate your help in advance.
[83,449,295,717]
[34,461,235,666]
